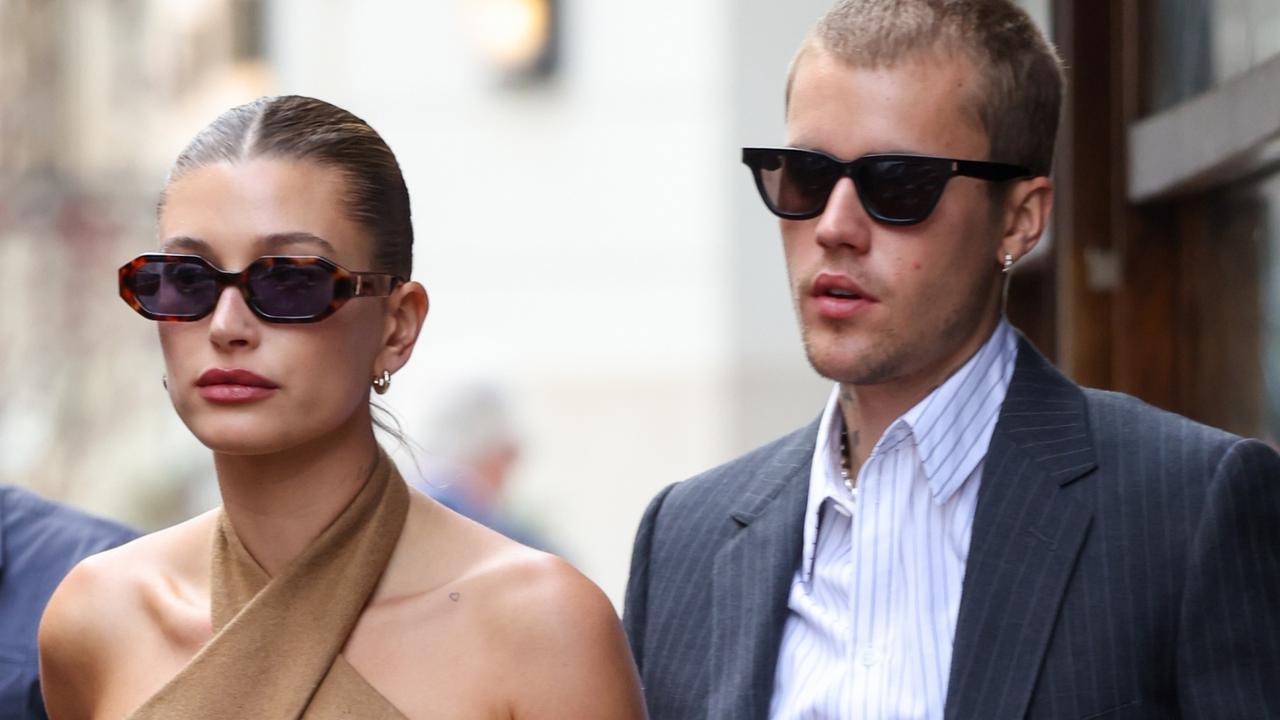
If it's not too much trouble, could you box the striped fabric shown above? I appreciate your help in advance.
[623,333,1280,720]
[770,320,1016,719]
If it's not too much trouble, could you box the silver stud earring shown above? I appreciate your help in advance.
[372,370,391,395]
[1002,253,1014,274]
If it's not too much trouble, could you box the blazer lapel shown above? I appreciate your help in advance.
[945,337,1098,720]
[707,421,816,720]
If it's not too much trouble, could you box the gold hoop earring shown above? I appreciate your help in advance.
[372,370,391,395]
[1002,253,1014,274]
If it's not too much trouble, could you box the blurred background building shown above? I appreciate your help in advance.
[1,0,1275,607]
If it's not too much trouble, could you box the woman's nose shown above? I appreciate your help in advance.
[207,286,261,350]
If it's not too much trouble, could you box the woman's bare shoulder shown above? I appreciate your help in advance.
[397,492,601,611]
[42,510,216,645]
[38,510,219,718]
[473,545,609,627]
[356,493,644,717]
[430,509,646,718]
[479,545,646,717]
[395,491,608,620]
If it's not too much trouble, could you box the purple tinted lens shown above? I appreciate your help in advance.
[134,260,219,317]
[247,262,334,318]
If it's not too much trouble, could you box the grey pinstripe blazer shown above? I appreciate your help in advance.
[623,337,1280,719]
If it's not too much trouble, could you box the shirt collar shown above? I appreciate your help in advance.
[799,319,1019,585]
[900,318,1018,503]
[800,386,846,585]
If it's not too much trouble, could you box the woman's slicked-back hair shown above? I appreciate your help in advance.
[161,96,413,279]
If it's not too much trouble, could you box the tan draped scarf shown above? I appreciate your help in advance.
[130,449,410,719]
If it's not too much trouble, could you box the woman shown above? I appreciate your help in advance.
[38,96,646,719]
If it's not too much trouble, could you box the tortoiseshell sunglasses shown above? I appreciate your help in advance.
[118,253,405,323]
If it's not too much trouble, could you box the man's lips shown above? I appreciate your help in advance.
[195,368,279,403]
[809,272,878,319]
[810,272,878,302]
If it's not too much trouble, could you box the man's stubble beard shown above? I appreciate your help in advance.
[801,320,906,386]
[795,280,995,389]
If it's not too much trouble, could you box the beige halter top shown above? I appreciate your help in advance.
[129,449,410,719]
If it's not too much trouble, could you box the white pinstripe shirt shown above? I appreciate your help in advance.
[769,320,1018,720]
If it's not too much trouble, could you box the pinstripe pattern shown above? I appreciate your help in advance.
[624,334,1280,719]
[769,321,1016,719]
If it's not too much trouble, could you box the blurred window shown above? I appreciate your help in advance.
[1175,172,1280,443]
[1144,0,1280,114]
[1213,173,1280,443]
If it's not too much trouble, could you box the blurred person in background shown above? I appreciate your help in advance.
[0,486,136,720]
[37,95,644,719]
[411,382,555,553]
[624,1,1280,718]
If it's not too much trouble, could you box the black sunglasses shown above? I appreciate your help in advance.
[741,147,1033,225]
[118,253,405,323]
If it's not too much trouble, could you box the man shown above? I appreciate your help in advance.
[0,486,137,720]
[411,382,555,552]
[622,1,1280,718]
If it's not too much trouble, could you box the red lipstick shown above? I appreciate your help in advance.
[195,368,280,404]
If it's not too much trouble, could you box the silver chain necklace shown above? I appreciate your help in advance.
[839,426,857,499]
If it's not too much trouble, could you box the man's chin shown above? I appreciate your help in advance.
[803,336,900,386]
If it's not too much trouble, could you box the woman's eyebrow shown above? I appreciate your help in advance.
[160,236,213,254]
[257,232,338,255]
[158,233,338,258]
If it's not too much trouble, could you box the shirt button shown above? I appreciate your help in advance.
[858,646,884,666]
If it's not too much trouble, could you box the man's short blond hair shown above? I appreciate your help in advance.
[786,0,1064,176]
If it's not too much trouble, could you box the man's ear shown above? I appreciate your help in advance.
[997,176,1054,266]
